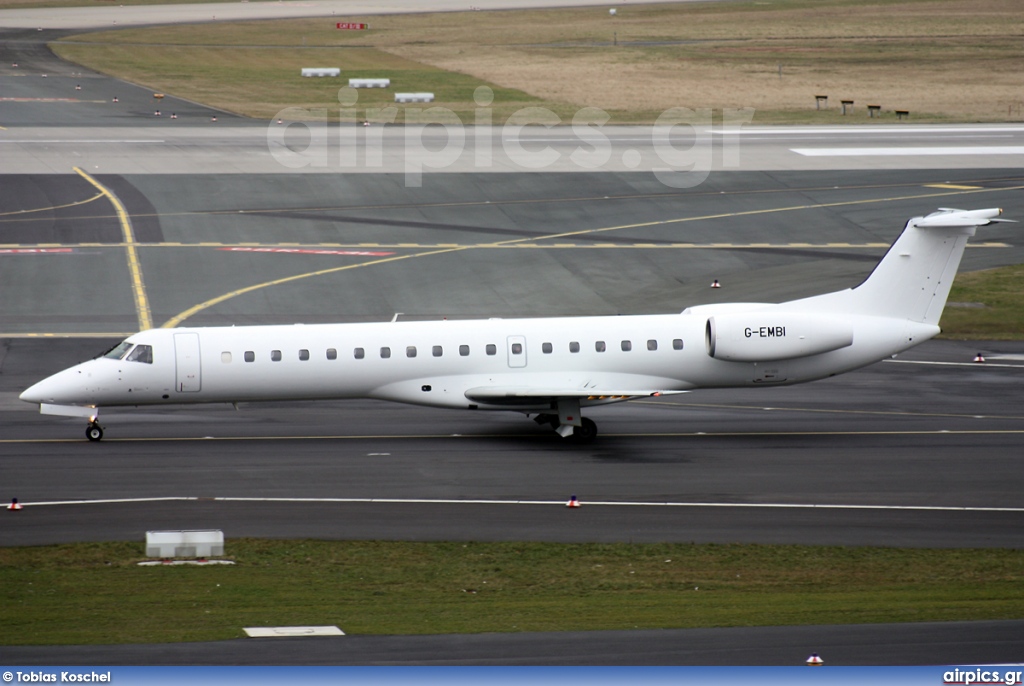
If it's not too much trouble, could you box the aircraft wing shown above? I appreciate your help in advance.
[465,386,687,405]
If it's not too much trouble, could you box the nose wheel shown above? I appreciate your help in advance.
[86,421,104,442]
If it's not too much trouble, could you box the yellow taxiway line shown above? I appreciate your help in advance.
[73,167,153,331]
[0,241,1012,251]
[0,192,103,218]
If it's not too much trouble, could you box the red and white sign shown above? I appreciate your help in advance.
[219,247,393,256]
[336,22,367,30]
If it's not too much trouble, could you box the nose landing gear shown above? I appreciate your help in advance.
[86,421,104,442]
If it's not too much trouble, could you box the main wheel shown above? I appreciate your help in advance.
[571,417,597,443]
[86,423,103,442]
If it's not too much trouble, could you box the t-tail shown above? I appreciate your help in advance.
[788,208,1012,322]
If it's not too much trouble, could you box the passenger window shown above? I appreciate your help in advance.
[621,340,631,352]
[673,339,684,350]
[244,351,255,363]
[271,350,282,362]
[381,347,391,359]
[511,343,523,355]
[569,341,580,353]
[542,342,552,354]
[327,348,337,360]
[126,344,153,364]
[486,344,496,356]
[299,349,310,361]
[433,345,443,357]
[595,341,606,353]
[354,348,365,359]
[221,351,232,364]
[459,345,470,356]
[647,339,658,351]
[407,346,417,358]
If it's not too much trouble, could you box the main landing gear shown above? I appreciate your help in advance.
[534,414,598,443]
[572,417,598,443]
[86,421,104,442]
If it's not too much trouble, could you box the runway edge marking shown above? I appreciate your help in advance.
[13,496,1024,513]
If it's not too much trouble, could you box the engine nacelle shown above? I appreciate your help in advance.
[706,311,854,362]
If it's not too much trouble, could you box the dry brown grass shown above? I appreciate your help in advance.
[379,0,1024,121]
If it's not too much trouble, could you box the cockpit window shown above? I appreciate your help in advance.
[102,341,134,360]
[101,341,153,363]
[126,344,153,364]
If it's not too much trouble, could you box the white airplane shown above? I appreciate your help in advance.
[20,207,1012,442]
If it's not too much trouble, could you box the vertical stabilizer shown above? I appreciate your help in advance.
[791,208,1008,322]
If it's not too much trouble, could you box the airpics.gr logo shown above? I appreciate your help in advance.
[267,86,755,188]
[943,668,1024,685]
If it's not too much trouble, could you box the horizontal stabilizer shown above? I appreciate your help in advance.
[912,207,1011,228]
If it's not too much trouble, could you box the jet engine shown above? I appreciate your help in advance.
[706,311,854,362]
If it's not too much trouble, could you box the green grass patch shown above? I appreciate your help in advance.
[2,540,1023,645]
[50,43,539,122]
[941,264,1024,340]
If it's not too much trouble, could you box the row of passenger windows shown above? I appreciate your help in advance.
[222,339,683,364]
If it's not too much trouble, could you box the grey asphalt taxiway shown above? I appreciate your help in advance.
[4,337,1024,552]
[2,10,1024,666]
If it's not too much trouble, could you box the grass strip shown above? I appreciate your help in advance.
[49,43,541,122]
[46,0,1024,123]
[941,265,1024,340]
[2,539,1023,645]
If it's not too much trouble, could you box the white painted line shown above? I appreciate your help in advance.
[791,146,1024,157]
[0,140,165,144]
[25,496,193,506]
[746,135,1015,142]
[16,495,1024,513]
[218,497,1024,512]
[244,626,344,638]
[138,560,235,566]
[505,137,667,142]
[721,126,1024,135]
[885,359,1024,369]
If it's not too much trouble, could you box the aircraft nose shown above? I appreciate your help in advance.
[20,377,58,404]
[19,383,41,404]
[20,367,83,405]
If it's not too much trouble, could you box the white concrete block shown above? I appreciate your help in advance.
[395,92,434,103]
[301,68,340,78]
[349,78,390,88]
[146,530,224,558]
[245,626,345,637]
